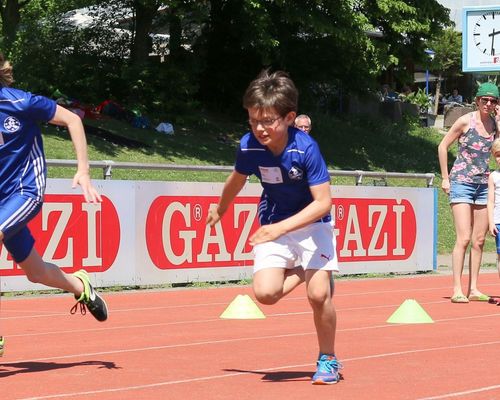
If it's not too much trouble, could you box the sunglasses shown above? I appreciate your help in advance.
[479,97,498,105]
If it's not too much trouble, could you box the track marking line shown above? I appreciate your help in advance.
[15,339,500,400]
[0,297,479,322]
[417,384,500,399]
[1,278,499,320]
[3,306,499,340]
[3,311,500,364]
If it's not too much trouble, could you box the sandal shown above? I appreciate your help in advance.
[451,295,469,303]
[468,294,490,302]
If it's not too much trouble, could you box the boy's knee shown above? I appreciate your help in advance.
[253,285,281,305]
[307,289,330,308]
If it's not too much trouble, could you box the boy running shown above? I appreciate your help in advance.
[206,70,341,385]
[0,53,108,338]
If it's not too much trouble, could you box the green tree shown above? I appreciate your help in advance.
[129,0,162,64]
[354,0,451,87]
[0,0,33,53]
[427,28,462,113]
[197,0,451,111]
[2,0,454,121]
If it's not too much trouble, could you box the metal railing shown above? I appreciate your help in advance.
[46,159,435,187]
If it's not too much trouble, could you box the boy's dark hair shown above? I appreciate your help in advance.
[243,69,298,116]
[0,53,13,87]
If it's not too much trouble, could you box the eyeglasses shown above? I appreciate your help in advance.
[248,116,282,128]
[479,97,498,105]
[296,125,311,130]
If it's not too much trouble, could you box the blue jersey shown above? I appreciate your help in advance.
[0,87,56,200]
[235,127,331,225]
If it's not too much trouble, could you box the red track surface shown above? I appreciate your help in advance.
[1,272,500,399]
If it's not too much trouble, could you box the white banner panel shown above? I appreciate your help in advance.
[0,180,436,292]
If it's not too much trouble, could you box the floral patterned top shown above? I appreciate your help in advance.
[449,112,496,185]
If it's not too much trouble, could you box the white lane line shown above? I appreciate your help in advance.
[2,278,499,318]
[3,310,500,364]
[417,384,500,399]
[3,303,499,340]
[16,339,500,400]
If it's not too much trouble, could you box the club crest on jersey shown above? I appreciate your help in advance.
[288,166,303,180]
[4,116,21,133]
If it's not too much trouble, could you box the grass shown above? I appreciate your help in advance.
[42,110,496,255]
[1,280,256,297]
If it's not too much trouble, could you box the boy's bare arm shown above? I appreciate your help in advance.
[206,170,248,226]
[49,105,102,203]
[249,181,332,245]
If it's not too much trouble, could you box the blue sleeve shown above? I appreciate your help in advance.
[234,146,253,176]
[234,134,255,176]
[305,141,330,186]
[24,93,57,122]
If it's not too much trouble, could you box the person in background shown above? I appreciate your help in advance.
[446,88,463,104]
[438,82,500,303]
[399,85,412,99]
[294,114,312,134]
[380,84,398,101]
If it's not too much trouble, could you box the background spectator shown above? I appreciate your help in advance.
[294,114,312,134]
[446,88,463,104]
[379,84,398,101]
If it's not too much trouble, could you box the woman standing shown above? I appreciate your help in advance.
[438,82,500,303]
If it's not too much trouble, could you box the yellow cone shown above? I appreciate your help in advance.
[386,299,434,324]
[220,294,266,319]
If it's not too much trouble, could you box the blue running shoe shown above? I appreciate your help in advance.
[312,354,342,385]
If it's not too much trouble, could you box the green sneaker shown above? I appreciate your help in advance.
[0,336,5,357]
[71,270,108,322]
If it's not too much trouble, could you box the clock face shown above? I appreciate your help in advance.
[463,7,500,72]
[473,11,500,56]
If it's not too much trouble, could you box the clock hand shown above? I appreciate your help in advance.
[488,30,500,37]
[492,29,495,55]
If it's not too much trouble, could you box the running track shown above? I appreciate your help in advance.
[1,272,499,399]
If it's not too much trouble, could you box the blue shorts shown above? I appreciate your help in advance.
[0,193,42,263]
[449,182,488,205]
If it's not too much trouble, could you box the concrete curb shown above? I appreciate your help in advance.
[437,252,498,267]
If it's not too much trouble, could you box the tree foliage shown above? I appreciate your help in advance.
[0,0,453,118]
[427,27,462,79]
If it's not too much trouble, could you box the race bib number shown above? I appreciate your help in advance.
[259,166,283,183]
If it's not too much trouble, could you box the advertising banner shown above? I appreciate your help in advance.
[0,180,436,292]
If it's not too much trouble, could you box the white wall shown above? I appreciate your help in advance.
[438,0,500,31]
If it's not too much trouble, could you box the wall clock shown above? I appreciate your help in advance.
[463,6,500,72]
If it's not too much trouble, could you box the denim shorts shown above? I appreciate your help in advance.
[449,182,488,205]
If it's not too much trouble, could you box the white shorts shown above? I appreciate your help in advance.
[253,222,339,273]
